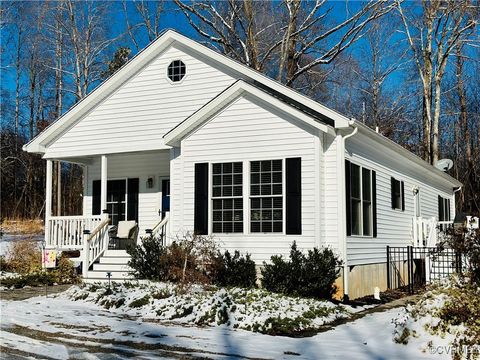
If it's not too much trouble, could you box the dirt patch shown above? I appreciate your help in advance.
[0,284,72,301]
[3,324,267,360]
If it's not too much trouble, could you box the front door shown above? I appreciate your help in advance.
[161,178,170,219]
[414,190,421,218]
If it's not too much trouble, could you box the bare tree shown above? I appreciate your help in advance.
[53,0,117,101]
[174,0,396,88]
[396,0,477,164]
[353,17,408,132]
[122,0,165,51]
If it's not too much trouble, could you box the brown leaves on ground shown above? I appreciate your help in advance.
[1,219,44,235]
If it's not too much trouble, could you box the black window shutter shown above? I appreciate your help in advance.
[372,170,377,238]
[391,177,395,209]
[345,160,352,236]
[194,163,209,235]
[401,181,405,211]
[92,180,101,215]
[438,195,444,221]
[286,157,302,235]
[446,199,451,221]
[127,178,139,222]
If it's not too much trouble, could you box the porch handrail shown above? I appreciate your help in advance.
[147,212,170,245]
[82,217,110,277]
[151,212,169,234]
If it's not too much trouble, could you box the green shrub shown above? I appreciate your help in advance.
[51,255,80,284]
[129,295,151,308]
[126,236,168,280]
[215,250,257,288]
[127,233,221,284]
[261,242,341,299]
[0,255,10,272]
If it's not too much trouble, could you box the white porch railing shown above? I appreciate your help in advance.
[148,212,170,245]
[47,216,103,249]
[412,217,454,247]
[82,217,110,277]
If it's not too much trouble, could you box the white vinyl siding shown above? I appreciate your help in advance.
[45,45,235,158]
[321,134,340,252]
[170,94,321,264]
[345,135,454,265]
[84,150,170,237]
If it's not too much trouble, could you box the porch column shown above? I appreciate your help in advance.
[101,155,108,216]
[45,159,53,246]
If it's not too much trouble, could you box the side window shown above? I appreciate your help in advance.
[391,177,405,211]
[345,160,375,237]
[250,160,283,233]
[438,196,451,221]
[212,162,243,233]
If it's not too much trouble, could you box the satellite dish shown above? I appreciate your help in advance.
[435,159,453,172]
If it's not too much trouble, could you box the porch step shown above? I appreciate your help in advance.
[93,263,132,272]
[84,249,134,281]
[103,249,129,257]
[99,256,130,264]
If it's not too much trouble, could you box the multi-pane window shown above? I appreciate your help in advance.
[106,179,127,226]
[362,168,372,236]
[212,162,243,233]
[438,196,451,221]
[350,164,362,235]
[250,160,283,233]
[167,60,186,82]
[349,163,373,236]
[391,177,404,210]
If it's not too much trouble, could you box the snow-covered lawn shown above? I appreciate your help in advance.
[63,282,362,335]
[0,284,456,359]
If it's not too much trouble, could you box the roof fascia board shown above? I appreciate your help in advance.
[163,81,332,146]
[353,121,461,188]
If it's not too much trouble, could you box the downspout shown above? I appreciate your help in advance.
[337,120,358,302]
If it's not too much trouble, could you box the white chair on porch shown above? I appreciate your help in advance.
[108,220,138,250]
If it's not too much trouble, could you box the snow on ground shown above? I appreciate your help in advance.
[62,282,363,334]
[0,290,451,360]
[0,233,43,256]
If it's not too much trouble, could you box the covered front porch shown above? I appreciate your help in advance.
[43,150,171,277]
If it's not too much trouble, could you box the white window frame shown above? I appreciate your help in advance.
[208,158,288,236]
[349,163,373,238]
[249,159,285,234]
[391,177,404,211]
[210,162,244,234]
[166,59,187,84]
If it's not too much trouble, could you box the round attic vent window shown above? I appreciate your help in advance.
[167,60,186,82]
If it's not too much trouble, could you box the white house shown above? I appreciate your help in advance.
[23,30,461,299]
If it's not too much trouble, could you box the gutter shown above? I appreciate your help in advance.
[337,119,358,302]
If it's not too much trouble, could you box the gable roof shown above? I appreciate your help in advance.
[23,29,350,154]
[164,80,335,146]
[352,121,462,188]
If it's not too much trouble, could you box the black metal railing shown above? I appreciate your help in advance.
[386,246,462,294]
